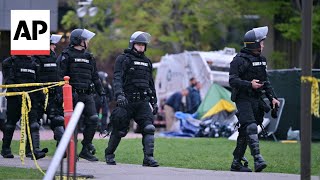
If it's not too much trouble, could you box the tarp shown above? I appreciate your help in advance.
[196,83,236,119]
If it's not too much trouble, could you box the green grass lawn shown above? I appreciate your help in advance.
[2,138,320,176]
[0,167,43,179]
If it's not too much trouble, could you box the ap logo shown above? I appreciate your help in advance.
[11,10,50,55]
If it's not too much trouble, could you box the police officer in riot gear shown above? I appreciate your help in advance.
[1,55,47,159]
[105,31,159,167]
[58,28,106,161]
[33,34,64,147]
[229,26,280,172]
[95,71,112,133]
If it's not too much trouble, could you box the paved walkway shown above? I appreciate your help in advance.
[0,157,319,180]
[0,130,319,180]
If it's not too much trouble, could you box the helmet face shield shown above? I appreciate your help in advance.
[128,31,151,50]
[81,29,95,41]
[252,26,268,42]
[50,34,62,44]
[130,31,151,44]
[243,26,268,50]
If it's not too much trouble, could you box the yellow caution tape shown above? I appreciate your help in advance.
[43,88,49,111]
[0,81,64,88]
[301,76,320,117]
[19,92,45,175]
[54,176,87,180]
[0,81,66,176]
[19,92,31,165]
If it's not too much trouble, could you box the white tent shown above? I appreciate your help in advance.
[154,47,236,103]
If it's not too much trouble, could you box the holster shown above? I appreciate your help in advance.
[126,91,149,102]
[259,98,270,113]
[231,88,238,102]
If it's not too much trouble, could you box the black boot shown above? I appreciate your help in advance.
[53,126,66,158]
[247,134,267,172]
[230,135,252,172]
[88,143,96,155]
[79,145,98,161]
[53,126,64,145]
[105,134,121,165]
[1,124,15,158]
[29,131,47,160]
[1,148,14,158]
[142,134,159,167]
[105,154,116,165]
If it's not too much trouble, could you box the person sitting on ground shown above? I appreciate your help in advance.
[164,89,189,131]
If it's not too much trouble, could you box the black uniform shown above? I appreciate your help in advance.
[105,49,159,167]
[229,48,277,172]
[58,46,104,161]
[33,50,64,146]
[94,73,112,133]
[1,55,46,159]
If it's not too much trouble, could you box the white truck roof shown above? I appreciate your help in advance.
[154,47,236,102]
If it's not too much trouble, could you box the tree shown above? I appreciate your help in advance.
[61,0,241,62]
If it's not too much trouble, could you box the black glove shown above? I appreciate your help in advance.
[271,103,279,118]
[100,93,107,105]
[117,94,128,107]
[152,103,158,115]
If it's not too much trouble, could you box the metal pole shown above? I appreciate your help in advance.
[300,0,312,180]
[43,102,84,180]
[62,76,76,175]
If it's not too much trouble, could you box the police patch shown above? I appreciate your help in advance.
[134,61,148,67]
[74,58,89,63]
[20,68,35,74]
[252,62,266,66]
[43,63,57,67]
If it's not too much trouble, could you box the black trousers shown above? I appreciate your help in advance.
[2,93,39,150]
[236,96,264,127]
[73,92,98,146]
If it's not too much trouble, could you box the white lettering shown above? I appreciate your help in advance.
[134,61,148,67]
[252,62,267,66]
[20,68,35,74]
[74,58,89,63]
[43,63,57,67]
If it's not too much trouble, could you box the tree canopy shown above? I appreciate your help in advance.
[61,0,320,68]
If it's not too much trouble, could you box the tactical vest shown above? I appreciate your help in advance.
[237,52,268,82]
[122,53,152,92]
[12,56,37,84]
[35,52,58,83]
[62,49,94,90]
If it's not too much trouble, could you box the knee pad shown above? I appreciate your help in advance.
[246,123,257,135]
[87,115,99,126]
[118,130,128,137]
[30,122,40,131]
[5,124,16,132]
[143,124,155,135]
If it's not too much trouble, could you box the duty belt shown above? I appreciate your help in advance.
[74,89,91,94]
[125,91,149,102]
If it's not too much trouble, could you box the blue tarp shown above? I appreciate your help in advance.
[159,112,201,137]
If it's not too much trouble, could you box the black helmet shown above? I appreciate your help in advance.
[243,26,268,50]
[70,28,95,46]
[50,34,62,44]
[128,31,151,51]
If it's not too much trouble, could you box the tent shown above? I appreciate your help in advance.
[196,83,236,119]
[159,83,237,138]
